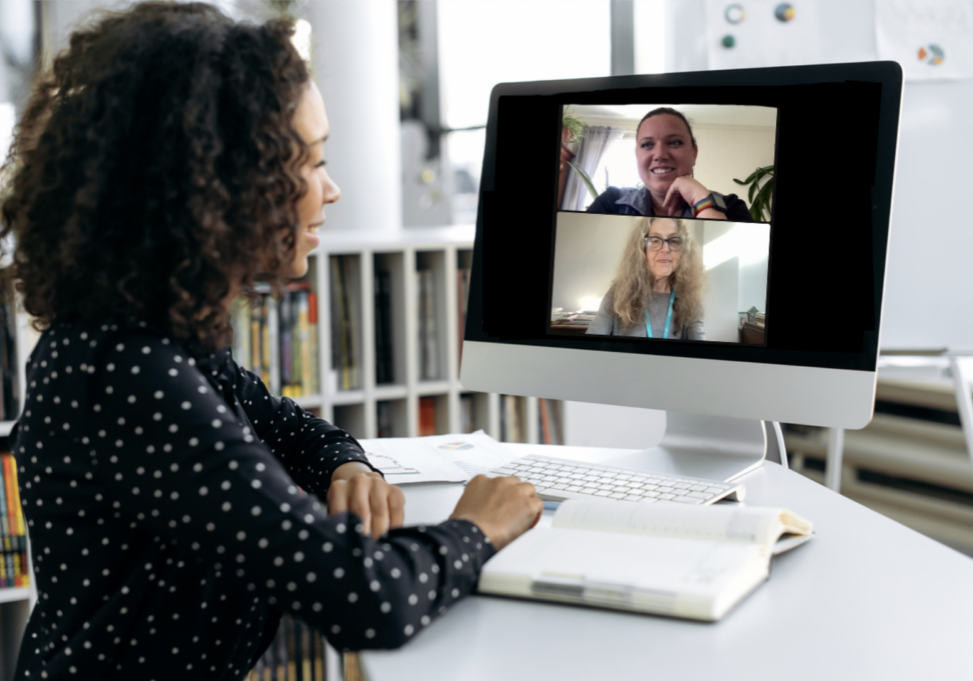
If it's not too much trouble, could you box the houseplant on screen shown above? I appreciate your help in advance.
[733,165,774,222]
[561,112,599,202]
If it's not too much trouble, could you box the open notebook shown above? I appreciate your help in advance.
[478,499,813,622]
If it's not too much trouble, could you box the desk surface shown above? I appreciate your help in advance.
[361,444,973,681]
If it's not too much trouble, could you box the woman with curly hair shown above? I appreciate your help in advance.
[587,217,706,340]
[0,2,541,677]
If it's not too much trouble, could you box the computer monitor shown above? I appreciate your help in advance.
[460,62,902,479]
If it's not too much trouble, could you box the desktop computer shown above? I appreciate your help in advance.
[460,62,902,498]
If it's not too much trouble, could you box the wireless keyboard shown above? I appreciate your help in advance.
[484,454,745,505]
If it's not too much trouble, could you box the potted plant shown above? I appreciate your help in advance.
[733,165,774,222]
[561,112,599,203]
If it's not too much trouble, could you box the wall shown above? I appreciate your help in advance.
[550,212,636,311]
[692,124,776,205]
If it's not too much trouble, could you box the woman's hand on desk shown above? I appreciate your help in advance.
[328,462,406,539]
[449,475,544,550]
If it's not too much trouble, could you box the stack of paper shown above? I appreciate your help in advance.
[360,430,519,485]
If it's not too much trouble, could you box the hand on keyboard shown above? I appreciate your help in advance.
[449,475,544,550]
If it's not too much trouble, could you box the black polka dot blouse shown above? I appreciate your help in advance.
[13,320,496,680]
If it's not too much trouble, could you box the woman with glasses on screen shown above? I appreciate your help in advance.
[0,3,541,677]
[586,108,753,223]
[586,217,706,340]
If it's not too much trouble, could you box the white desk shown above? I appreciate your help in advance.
[361,444,973,681]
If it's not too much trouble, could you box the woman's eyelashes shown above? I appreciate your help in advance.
[314,159,327,168]
[640,138,684,149]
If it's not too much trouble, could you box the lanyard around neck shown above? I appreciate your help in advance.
[645,289,675,339]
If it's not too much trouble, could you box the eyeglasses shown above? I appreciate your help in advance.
[644,236,683,252]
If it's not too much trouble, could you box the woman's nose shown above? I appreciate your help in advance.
[323,171,341,204]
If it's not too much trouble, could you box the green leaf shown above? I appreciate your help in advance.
[733,169,759,185]
[754,177,774,221]
[567,160,600,201]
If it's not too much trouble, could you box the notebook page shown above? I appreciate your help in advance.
[551,499,794,548]
[479,528,767,618]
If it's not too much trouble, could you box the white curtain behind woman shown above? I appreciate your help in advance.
[561,125,624,211]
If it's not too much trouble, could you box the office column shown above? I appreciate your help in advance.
[305,2,402,235]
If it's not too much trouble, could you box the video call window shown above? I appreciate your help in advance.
[559,103,778,220]
[551,103,777,346]
[550,213,770,345]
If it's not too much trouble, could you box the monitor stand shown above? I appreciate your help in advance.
[603,411,766,483]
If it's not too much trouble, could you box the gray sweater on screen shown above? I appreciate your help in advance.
[585,286,706,340]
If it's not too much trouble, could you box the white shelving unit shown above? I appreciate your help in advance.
[310,227,560,445]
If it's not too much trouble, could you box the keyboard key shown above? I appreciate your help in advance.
[687,491,715,500]
[567,486,582,492]
[689,485,708,492]
[642,491,660,498]
[624,494,641,501]
[610,492,626,499]
[706,487,727,494]
[594,490,611,497]
[638,497,659,504]
[613,485,631,493]
[672,497,705,505]
[658,493,676,500]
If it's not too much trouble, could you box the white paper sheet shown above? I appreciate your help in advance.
[704,0,821,70]
[876,0,973,81]
[359,430,520,485]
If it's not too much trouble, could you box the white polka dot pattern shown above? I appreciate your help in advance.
[12,322,496,679]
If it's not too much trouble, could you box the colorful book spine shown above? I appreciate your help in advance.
[1,453,28,588]
[419,397,436,437]
[307,292,319,395]
[297,288,311,397]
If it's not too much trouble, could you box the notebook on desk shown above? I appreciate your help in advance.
[477,498,812,622]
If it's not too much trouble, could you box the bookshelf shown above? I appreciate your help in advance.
[301,227,564,445]
[0,297,36,681]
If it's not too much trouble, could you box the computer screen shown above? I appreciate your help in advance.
[460,62,902,429]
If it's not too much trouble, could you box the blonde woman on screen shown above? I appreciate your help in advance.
[587,217,706,340]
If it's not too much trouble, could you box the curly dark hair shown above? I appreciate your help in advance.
[0,1,312,353]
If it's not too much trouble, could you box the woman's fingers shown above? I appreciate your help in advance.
[388,486,406,530]
[368,481,391,538]
[327,475,405,539]
[662,180,681,212]
[449,474,545,550]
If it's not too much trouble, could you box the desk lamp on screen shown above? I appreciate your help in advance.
[460,62,902,481]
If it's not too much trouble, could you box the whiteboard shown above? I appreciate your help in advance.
[665,0,973,351]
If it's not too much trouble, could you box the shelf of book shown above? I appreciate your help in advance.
[309,230,564,445]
